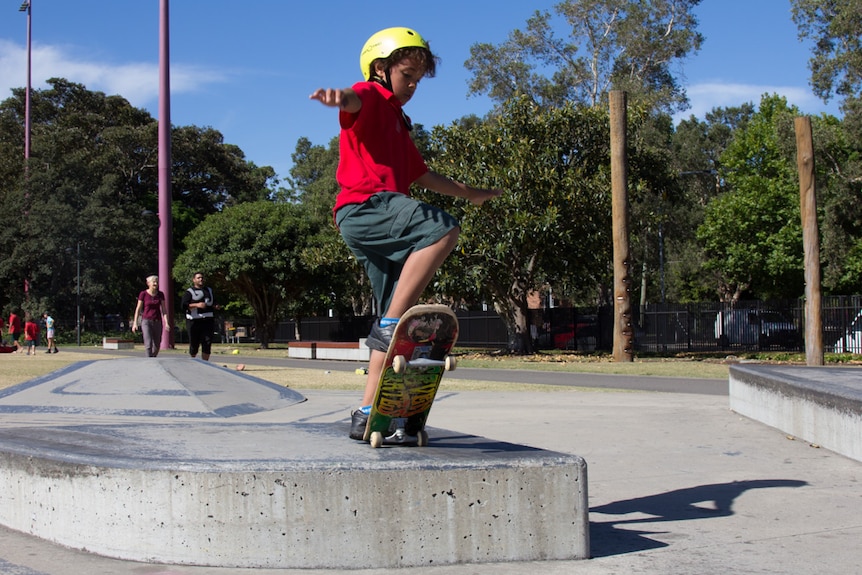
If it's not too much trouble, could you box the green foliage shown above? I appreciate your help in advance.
[0,79,276,327]
[173,201,327,347]
[286,137,373,316]
[465,0,703,113]
[792,0,862,104]
[697,95,805,301]
[427,97,611,309]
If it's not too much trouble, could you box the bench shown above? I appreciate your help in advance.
[103,337,135,350]
[288,339,369,361]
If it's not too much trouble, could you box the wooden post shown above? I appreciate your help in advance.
[794,116,823,366]
[610,91,633,362]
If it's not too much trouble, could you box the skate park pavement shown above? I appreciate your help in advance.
[0,349,860,575]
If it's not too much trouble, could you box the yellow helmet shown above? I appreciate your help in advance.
[359,27,430,81]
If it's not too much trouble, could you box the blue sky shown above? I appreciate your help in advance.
[0,0,842,185]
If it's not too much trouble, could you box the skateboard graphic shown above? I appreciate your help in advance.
[363,304,459,448]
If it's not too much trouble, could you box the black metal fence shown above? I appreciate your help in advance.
[262,296,862,354]
[53,296,862,354]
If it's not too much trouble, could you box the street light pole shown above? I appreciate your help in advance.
[18,0,31,164]
[158,0,174,349]
[76,242,81,347]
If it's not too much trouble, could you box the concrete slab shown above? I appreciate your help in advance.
[729,364,862,462]
[0,357,307,418]
[0,351,861,575]
[0,358,588,569]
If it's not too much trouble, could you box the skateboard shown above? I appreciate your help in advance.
[363,304,459,448]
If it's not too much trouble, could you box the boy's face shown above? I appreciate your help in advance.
[379,57,426,104]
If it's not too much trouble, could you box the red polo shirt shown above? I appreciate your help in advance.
[333,81,428,215]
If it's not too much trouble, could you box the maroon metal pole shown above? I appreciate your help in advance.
[20,0,31,164]
[158,0,174,348]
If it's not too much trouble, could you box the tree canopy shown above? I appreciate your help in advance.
[465,0,703,112]
[0,79,276,328]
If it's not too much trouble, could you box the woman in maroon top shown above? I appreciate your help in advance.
[131,275,170,357]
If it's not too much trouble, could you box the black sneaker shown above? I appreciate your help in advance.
[365,322,396,353]
[349,409,369,440]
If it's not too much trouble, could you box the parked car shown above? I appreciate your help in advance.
[715,309,801,350]
[550,317,598,351]
[833,310,862,353]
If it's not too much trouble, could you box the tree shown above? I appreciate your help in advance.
[0,79,276,326]
[465,0,703,113]
[792,1,862,295]
[173,201,325,348]
[696,95,805,302]
[421,96,671,352]
[792,0,862,106]
[664,104,755,301]
[286,136,375,317]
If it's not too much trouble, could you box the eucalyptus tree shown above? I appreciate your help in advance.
[465,0,703,113]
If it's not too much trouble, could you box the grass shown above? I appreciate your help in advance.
[6,342,847,394]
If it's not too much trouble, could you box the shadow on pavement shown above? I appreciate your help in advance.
[589,479,808,557]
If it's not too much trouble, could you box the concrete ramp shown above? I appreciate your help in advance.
[729,364,862,462]
[0,357,306,418]
[0,358,589,569]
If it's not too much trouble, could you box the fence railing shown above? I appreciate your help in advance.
[51,296,862,354]
[262,297,862,354]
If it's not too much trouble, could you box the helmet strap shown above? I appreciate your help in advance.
[371,70,412,132]
[371,69,393,93]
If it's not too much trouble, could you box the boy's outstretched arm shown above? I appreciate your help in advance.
[415,170,502,206]
[309,88,361,114]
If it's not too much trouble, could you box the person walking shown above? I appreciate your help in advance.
[181,272,217,361]
[131,275,170,357]
[42,311,58,353]
[310,27,502,439]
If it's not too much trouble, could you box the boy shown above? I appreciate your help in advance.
[23,314,39,356]
[310,27,502,439]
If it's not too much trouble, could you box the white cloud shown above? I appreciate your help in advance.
[675,81,835,123]
[0,38,227,108]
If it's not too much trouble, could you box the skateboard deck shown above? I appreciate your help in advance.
[363,304,459,448]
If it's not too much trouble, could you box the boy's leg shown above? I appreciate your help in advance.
[360,228,459,406]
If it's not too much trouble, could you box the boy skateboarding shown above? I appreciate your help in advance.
[310,27,502,439]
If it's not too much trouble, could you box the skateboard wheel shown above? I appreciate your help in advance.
[393,355,407,374]
[444,355,457,371]
[417,429,429,447]
[369,431,383,448]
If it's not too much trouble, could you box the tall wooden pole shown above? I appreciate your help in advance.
[610,91,633,362]
[795,116,823,365]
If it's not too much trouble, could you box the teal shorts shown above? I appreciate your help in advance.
[335,192,459,315]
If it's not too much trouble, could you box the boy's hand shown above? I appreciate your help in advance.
[309,88,360,112]
[470,188,503,206]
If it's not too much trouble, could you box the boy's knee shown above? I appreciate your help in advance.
[443,227,459,247]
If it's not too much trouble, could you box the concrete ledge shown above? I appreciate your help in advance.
[288,339,370,361]
[0,422,588,569]
[729,364,862,462]
[103,338,134,350]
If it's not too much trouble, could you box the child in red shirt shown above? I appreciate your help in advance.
[310,27,502,439]
[24,314,40,356]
